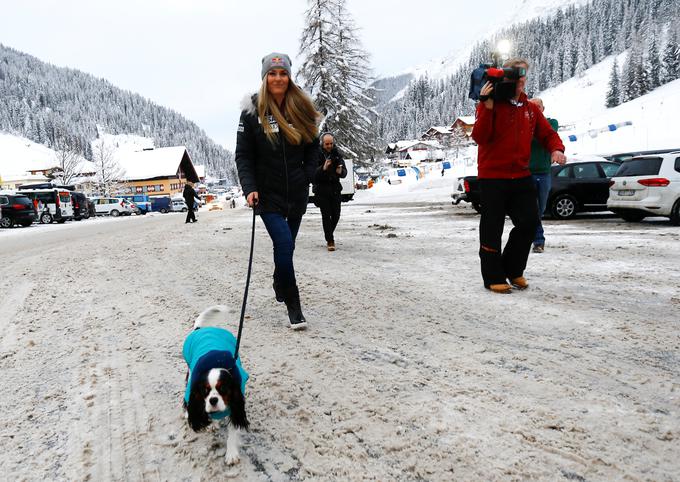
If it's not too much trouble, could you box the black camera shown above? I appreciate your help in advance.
[469,64,526,102]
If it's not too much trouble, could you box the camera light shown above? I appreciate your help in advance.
[497,40,512,56]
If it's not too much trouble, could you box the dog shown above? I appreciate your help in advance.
[182,305,250,465]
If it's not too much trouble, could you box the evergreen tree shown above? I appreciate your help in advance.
[606,59,621,108]
[661,29,680,84]
[297,0,376,160]
[647,35,661,90]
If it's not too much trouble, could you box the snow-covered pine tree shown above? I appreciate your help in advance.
[606,59,621,108]
[297,0,376,161]
[621,40,646,102]
[647,34,661,90]
[661,29,680,85]
[574,34,588,77]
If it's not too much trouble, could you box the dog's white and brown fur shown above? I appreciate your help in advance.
[183,306,249,465]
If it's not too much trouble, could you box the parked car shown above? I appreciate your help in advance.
[451,157,622,219]
[451,175,481,213]
[119,194,151,214]
[607,152,680,224]
[150,196,172,213]
[171,199,188,212]
[0,193,36,228]
[602,148,680,163]
[70,192,91,220]
[121,199,140,215]
[90,197,132,216]
[16,187,74,224]
[547,158,622,219]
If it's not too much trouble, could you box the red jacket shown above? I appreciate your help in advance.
[471,93,565,179]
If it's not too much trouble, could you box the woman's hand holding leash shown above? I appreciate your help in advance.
[247,192,259,207]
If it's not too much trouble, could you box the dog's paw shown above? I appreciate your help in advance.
[225,451,240,466]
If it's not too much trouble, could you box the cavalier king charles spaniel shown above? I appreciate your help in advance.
[182,305,250,465]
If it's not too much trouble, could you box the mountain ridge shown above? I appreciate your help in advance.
[0,44,236,181]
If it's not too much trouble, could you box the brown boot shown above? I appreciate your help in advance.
[487,283,512,294]
[327,241,336,252]
[510,277,529,290]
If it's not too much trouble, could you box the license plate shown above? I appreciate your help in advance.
[618,190,635,196]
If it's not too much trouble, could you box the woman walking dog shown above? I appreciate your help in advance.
[235,52,320,330]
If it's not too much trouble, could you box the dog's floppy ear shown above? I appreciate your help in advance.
[186,381,211,432]
[227,378,249,430]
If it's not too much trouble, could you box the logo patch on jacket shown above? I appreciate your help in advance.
[237,122,245,133]
[267,115,279,132]
[257,115,280,132]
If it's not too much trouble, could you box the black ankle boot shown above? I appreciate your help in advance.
[272,276,284,303]
[282,285,307,330]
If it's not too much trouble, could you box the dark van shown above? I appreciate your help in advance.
[150,196,172,213]
[71,192,91,220]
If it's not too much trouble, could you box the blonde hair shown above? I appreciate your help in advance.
[503,57,530,70]
[258,78,319,146]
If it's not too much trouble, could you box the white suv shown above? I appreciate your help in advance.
[91,197,133,217]
[608,152,680,225]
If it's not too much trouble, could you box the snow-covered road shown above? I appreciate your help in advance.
[1,199,678,481]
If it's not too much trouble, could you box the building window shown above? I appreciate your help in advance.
[148,186,155,192]
[136,186,143,193]
[158,185,165,191]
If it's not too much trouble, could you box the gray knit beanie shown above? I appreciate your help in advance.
[261,52,292,79]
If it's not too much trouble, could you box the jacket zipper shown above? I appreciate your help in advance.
[281,133,289,217]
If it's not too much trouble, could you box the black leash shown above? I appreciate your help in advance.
[233,207,256,360]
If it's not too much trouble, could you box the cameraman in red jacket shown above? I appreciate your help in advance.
[471,58,566,294]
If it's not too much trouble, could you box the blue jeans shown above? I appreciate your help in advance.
[260,212,302,289]
[532,173,551,246]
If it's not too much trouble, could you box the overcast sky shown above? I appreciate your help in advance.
[1,0,514,151]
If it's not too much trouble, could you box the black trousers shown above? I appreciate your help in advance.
[316,193,341,243]
[478,176,538,287]
[185,206,196,223]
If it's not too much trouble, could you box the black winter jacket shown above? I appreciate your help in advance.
[235,94,318,218]
[183,184,197,206]
[313,147,347,198]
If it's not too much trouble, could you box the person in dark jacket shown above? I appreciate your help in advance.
[471,58,566,294]
[183,182,199,223]
[528,98,559,253]
[235,52,319,330]
[314,133,347,251]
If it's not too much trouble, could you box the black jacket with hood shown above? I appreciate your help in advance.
[182,184,197,206]
[313,146,347,198]
[235,94,318,218]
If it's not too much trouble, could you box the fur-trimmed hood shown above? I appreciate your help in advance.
[240,93,258,117]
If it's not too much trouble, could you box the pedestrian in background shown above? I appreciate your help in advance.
[183,181,199,223]
[313,133,347,251]
[235,52,319,330]
[528,98,559,254]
